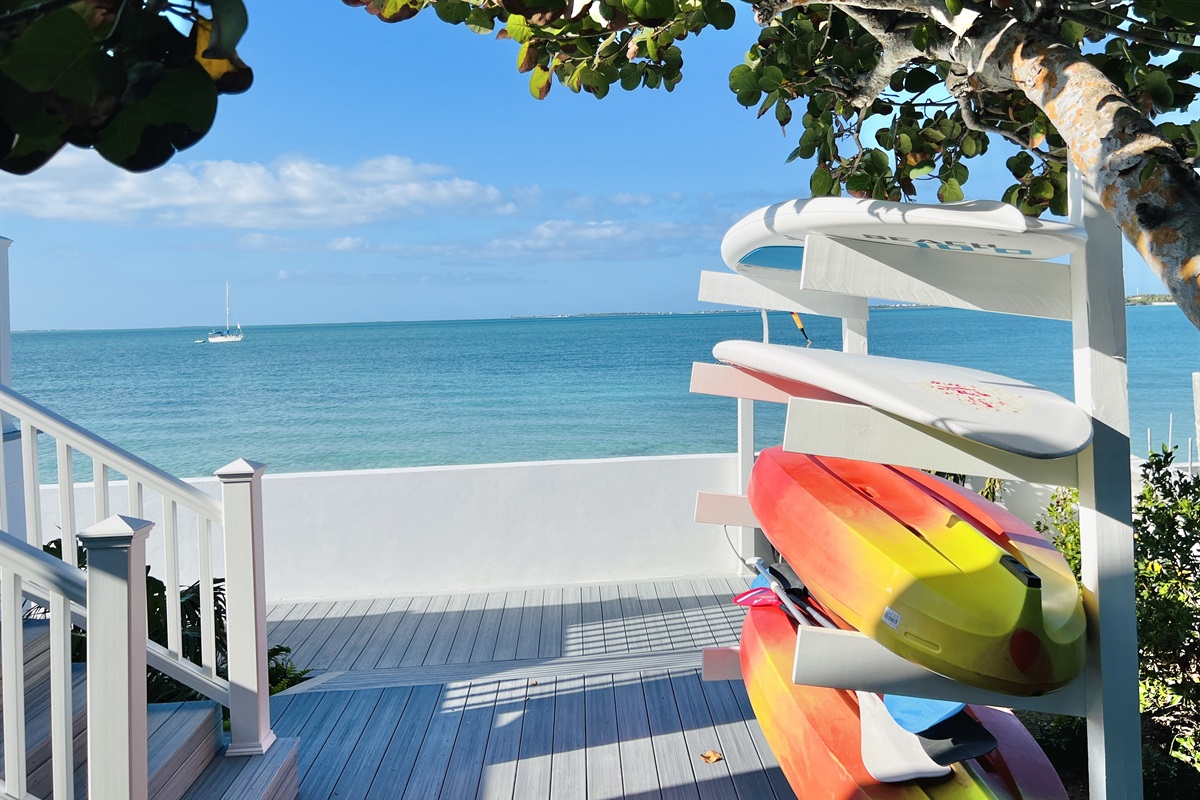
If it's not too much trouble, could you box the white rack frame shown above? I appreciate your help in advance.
[694,167,1142,798]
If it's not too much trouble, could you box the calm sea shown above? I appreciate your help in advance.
[10,306,1198,480]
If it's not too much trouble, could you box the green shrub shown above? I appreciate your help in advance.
[1032,448,1200,797]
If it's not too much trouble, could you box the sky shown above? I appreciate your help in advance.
[0,3,1168,331]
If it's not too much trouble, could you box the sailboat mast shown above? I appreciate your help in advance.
[225,281,230,332]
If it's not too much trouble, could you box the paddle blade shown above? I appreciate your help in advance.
[916,711,1000,766]
[857,692,951,783]
[733,587,779,607]
[883,694,966,733]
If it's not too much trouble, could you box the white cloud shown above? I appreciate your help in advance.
[1,149,517,229]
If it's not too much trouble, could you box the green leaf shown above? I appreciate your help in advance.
[0,8,108,106]
[433,0,473,24]
[896,133,913,154]
[776,99,792,128]
[517,42,538,74]
[847,173,873,195]
[507,15,533,44]
[94,62,216,172]
[904,69,940,94]
[759,66,784,93]
[1145,70,1174,108]
[1030,177,1054,200]
[465,9,495,34]
[1006,151,1035,179]
[203,0,249,59]
[810,165,834,196]
[962,136,979,157]
[623,0,675,24]
[910,162,936,179]
[1060,19,1087,45]
[708,2,736,30]
[529,65,552,100]
[938,177,965,203]
[945,0,963,13]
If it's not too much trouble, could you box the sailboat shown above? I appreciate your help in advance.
[206,282,244,343]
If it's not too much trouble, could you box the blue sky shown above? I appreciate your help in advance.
[0,3,1166,331]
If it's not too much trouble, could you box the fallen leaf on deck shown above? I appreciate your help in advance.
[699,750,724,763]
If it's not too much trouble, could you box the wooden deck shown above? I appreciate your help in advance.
[266,576,796,800]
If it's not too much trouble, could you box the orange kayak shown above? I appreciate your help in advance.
[741,602,1069,799]
[748,447,1085,695]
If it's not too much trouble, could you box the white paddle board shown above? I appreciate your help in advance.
[722,197,1086,281]
[713,340,1092,459]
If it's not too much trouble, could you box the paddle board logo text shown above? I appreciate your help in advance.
[860,234,1033,255]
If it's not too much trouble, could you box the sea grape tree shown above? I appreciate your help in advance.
[0,0,252,174]
[345,0,1200,331]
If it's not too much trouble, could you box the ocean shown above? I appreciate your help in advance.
[10,306,1198,481]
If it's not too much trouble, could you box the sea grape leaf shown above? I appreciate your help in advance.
[0,8,113,107]
[202,0,249,60]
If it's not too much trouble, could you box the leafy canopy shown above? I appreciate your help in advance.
[0,0,253,174]
[347,0,1200,217]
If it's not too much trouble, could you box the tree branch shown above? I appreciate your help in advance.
[946,67,1062,161]
[1061,10,1200,55]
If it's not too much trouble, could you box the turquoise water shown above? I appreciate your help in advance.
[10,306,1198,480]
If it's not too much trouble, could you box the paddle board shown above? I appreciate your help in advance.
[713,340,1092,459]
[721,197,1087,281]
[748,446,1087,696]
[740,601,1069,798]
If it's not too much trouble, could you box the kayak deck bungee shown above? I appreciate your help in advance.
[740,601,1069,798]
[748,447,1086,696]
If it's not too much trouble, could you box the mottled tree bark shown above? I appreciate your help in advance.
[941,20,1200,329]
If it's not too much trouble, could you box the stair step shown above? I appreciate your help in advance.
[178,737,299,800]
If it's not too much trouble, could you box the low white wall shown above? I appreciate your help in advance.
[38,453,744,602]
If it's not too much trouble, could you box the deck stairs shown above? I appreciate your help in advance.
[0,617,298,800]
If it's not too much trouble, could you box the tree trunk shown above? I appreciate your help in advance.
[953,22,1200,330]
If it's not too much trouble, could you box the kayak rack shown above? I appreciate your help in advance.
[693,166,1141,799]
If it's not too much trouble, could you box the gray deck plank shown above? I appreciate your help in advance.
[293,690,354,782]
[325,596,395,672]
[266,601,317,649]
[373,594,433,669]
[691,580,736,647]
[642,668,701,800]
[326,686,415,800]
[515,589,545,661]
[636,581,673,653]
[538,587,563,659]
[619,582,652,654]
[599,583,627,654]
[584,672,623,800]
[559,585,583,657]
[550,673,586,800]
[657,581,713,650]
[578,585,604,657]
[697,677,793,800]
[399,681,469,800]
[296,688,383,793]
[423,591,472,666]
[468,591,509,664]
[364,681,443,800]
[511,676,556,800]
[670,671,739,800]
[288,599,357,670]
[398,592,452,667]
[445,592,489,664]
[651,581,697,652]
[612,670,662,800]
[269,690,322,738]
[304,597,376,672]
[350,595,414,671]
[438,680,501,800]
[475,677,529,800]
[266,601,294,625]
[281,599,338,657]
[490,591,526,663]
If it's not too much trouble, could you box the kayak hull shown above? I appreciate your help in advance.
[741,602,1068,799]
[748,447,1086,695]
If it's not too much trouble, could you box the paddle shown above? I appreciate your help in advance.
[883,694,966,734]
[743,558,951,783]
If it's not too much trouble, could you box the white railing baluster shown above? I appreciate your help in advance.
[1,565,28,798]
[57,439,76,561]
[21,419,40,546]
[200,516,216,675]
[51,591,75,800]
[0,423,8,533]
[129,478,144,519]
[164,500,182,656]
[94,458,109,522]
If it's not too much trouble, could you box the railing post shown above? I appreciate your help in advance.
[216,458,276,756]
[78,514,151,800]
[0,236,26,538]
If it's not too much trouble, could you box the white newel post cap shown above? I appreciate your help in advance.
[77,514,153,546]
[214,458,267,482]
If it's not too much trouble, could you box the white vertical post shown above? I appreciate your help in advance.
[1193,372,1198,470]
[0,237,25,537]
[1,564,28,798]
[1068,164,1142,799]
[78,515,151,800]
[216,458,276,756]
[842,317,868,354]
[735,400,771,567]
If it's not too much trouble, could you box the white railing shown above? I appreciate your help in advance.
[0,384,274,757]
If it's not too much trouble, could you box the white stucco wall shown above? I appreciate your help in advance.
[39,453,744,602]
